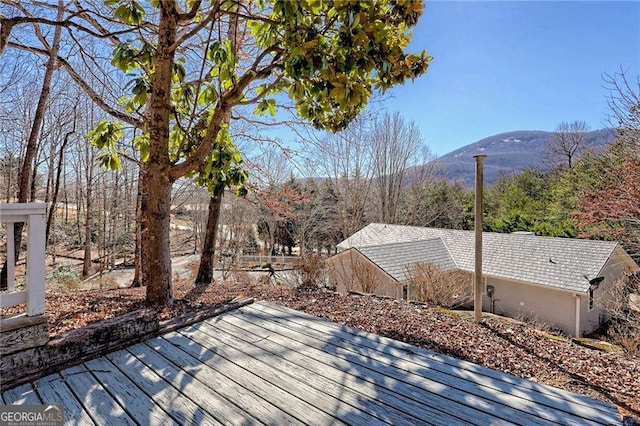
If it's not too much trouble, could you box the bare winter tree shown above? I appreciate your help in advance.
[253,145,294,256]
[604,68,640,150]
[308,117,374,238]
[574,70,640,263]
[545,120,591,169]
[0,0,63,289]
[371,111,425,223]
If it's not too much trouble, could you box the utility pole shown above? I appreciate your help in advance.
[474,154,486,323]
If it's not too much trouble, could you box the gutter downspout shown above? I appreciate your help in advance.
[574,294,581,338]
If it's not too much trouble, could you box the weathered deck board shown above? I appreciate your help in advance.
[203,315,473,426]
[194,318,434,426]
[159,331,341,425]
[135,339,282,424]
[106,348,222,426]
[241,303,614,426]
[259,301,615,412]
[210,312,507,425]
[59,364,136,426]
[84,357,178,426]
[253,301,621,422]
[130,338,299,425]
[32,373,95,426]
[2,383,42,405]
[1,300,622,426]
[184,320,424,426]
[226,308,534,426]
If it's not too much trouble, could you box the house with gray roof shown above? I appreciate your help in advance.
[328,223,640,337]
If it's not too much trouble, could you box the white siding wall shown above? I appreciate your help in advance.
[482,277,577,336]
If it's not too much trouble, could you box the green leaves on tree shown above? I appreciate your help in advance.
[187,124,248,198]
[254,99,277,116]
[197,85,219,106]
[88,119,125,170]
[133,133,150,162]
[106,0,146,25]
[87,119,122,149]
[97,151,123,170]
[111,41,155,73]
[248,0,433,132]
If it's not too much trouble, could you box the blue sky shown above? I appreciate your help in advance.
[380,1,640,156]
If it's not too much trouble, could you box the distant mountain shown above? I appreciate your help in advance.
[434,129,616,186]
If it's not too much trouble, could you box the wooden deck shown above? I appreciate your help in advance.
[2,301,621,425]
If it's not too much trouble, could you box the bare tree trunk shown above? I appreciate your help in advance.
[46,124,75,243]
[0,2,63,290]
[195,196,222,285]
[5,154,12,202]
[109,170,119,269]
[63,169,68,224]
[82,144,94,278]
[131,168,143,287]
[194,9,238,287]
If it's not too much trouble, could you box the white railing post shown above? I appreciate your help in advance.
[0,203,46,318]
[27,207,46,316]
[7,223,15,292]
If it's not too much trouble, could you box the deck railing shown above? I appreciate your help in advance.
[0,203,46,317]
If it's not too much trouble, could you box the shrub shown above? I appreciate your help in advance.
[326,251,380,294]
[230,269,256,286]
[283,254,327,291]
[599,273,640,355]
[48,263,81,292]
[405,263,472,309]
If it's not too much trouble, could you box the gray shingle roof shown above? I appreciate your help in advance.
[357,239,456,282]
[337,223,621,293]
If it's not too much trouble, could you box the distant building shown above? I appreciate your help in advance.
[328,223,640,337]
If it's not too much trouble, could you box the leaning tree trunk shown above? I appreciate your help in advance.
[195,196,223,285]
[46,126,74,243]
[82,152,94,278]
[0,2,63,290]
[131,167,144,287]
[140,3,178,306]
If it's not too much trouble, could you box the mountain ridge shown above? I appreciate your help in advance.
[432,128,616,186]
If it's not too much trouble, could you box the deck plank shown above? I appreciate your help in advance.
[106,348,222,426]
[59,364,136,426]
[175,326,377,425]
[258,301,616,412]
[198,317,448,426]
[186,319,427,426]
[218,309,514,426]
[158,331,341,425]
[84,357,179,426]
[129,339,299,425]
[106,346,247,426]
[2,383,42,405]
[252,301,621,425]
[232,306,595,426]
[34,373,95,426]
[205,315,476,426]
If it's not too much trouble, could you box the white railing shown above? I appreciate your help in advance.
[0,203,46,317]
